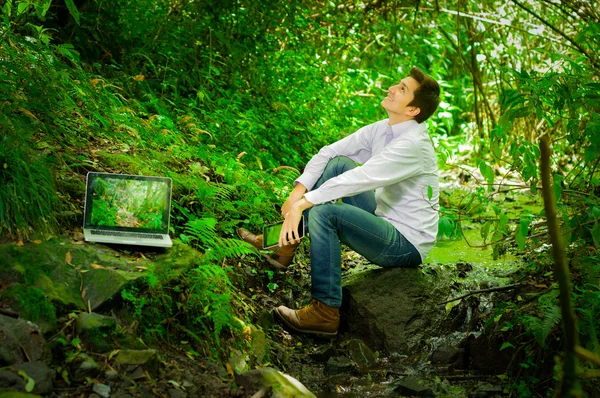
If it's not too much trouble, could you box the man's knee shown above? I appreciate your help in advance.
[308,203,337,229]
[324,156,355,175]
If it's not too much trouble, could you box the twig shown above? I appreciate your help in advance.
[438,283,521,305]
[511,0,599,69]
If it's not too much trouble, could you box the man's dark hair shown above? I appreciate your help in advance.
[408,67,440,123]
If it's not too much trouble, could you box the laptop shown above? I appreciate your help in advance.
[83,172,173,248]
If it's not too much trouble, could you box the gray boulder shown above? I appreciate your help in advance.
[341,266,451,355]
[0,316,50,367]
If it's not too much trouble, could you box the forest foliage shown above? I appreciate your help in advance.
[1,0,599,396]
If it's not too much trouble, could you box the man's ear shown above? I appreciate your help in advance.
[407,106,421,117]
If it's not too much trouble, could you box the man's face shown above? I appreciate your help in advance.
[380,76,420,121]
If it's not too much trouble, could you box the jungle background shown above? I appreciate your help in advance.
[0,0,599,397]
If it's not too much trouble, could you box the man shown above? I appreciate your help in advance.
[238,66,440,336]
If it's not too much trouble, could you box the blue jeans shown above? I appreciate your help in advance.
[306,156,421,308]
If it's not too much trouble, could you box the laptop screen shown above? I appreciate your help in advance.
[84,173,172,234]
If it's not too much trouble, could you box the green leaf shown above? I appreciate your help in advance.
[2,1,12,17]
[64,0,80,25]
[515,228,526,251]
[427,185,433,201]
[17,1,30,15]
[18,370,35,392]
[592,222,600,249]
[553,174,563,203]
[33,0,52,19]
[500,342,515,351]
[479,160,494,188]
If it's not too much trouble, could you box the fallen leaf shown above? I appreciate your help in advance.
[65,252,72,265]
[534,284,548,288]
[91,263,104,269]
[225,363,234,376]
[33,240,42,244]
[16,240,24,246]
[133,74,145,82]
[135,266,148,270]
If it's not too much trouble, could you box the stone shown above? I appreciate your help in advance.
[72,356,101,382]
[235,367,316,398]
[346,339,377,372]
[76,313,117,334]
[0,315,50,367]
[0,361,54,395]
[308,346,336,363]
[0,392,43,397]
[325,356,356,376]
[92,383,111,398]
[341,266,451,355]
[466,332,513,374]
[114,349,158,376]
[431,344,460,365]
[469,383,504,398]
[393,376,436,397]
[167,388,187,398]
[82,268,144,311]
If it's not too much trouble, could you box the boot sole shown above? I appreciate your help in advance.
[273,307,338,337]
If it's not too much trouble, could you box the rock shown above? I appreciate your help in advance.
[92,383,111,398]
[0,392,43,397]
[76,313,117,334]
[0,284,57,333]
[71,355,101,382]
[167,388,187,398]
[346,339,377,372]
[75,313,117,352]
[0,315,50,367]
[308,346,336,363]
[325,356,356,376]
[341,267,451,355]
[431,344,460,365]
[469,383,504,398]
[105,369,119,381]
[82,268,144,311]
[465,332,514,374]
[235,367,316,398]
[0,361,54,395]
[393,376,436,397]
[114,349,157,366]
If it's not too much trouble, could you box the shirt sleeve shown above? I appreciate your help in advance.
[304,135,422,205]
[294,122,379,191]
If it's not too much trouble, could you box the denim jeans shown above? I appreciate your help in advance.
[306,156,421,308]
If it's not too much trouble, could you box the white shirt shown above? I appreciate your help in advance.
[296,119,439,261]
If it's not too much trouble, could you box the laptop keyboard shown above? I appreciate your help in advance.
[91,230,164,240]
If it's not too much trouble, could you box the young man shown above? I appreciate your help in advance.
[238,67,440,336]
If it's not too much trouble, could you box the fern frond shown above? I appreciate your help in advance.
[526,305,562,347]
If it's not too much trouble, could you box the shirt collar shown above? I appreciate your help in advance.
[388,119,423,140]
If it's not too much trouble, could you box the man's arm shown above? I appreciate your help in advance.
[281,183,307,217]
[279,197,313,247]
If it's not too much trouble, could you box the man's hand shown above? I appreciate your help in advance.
[281,183,307,217]
[279,197,313,247]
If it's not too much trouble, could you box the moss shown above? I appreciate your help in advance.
[1,284,57,332]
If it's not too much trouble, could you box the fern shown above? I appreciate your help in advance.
[184,217,257,260]
[525,305,562,347]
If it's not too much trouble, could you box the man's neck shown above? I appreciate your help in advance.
[387,115,415,126]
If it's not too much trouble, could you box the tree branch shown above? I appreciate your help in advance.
[439,283,521,305]
[539,134,580,395]
[511,0,599,69]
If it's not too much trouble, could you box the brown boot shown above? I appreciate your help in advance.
[271,242,299,267]
[274,299,340,336]
[237,227,299,268]
[236,227,263,251]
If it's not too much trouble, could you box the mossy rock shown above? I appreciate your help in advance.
[0,285,57,333]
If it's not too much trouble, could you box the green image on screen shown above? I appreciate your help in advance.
[90,178,167,229]
[263,222,283,248]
